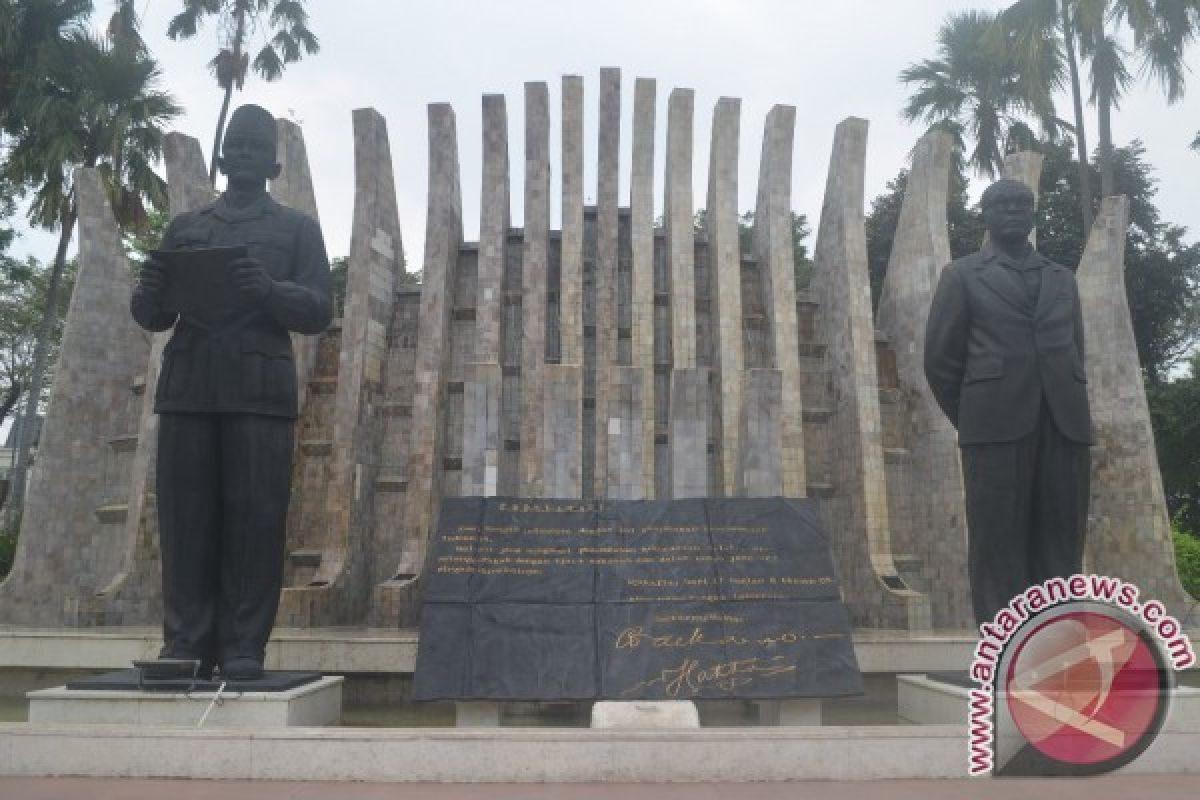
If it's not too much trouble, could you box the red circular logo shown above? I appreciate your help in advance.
[1005,610,1168,768]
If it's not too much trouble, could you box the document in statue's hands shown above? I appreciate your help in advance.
[150,245,248,319]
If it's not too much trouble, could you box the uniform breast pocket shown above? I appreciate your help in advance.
[247,233,294,280]
[240,344,295,405]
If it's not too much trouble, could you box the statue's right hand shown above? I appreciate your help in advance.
[136,259,167,301]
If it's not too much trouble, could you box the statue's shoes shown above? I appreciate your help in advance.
[221,657,264,681]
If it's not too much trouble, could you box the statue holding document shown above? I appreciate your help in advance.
[130,104,333,680]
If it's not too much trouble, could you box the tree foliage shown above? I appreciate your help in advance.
[900,9,1063,178]
[0,254,75,427]
[166,0,320,184]
[1034,139,1200,383]
[1152,354,1200,538]
[864,139,1198,384]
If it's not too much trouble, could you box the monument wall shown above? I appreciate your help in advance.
[1,69,1192,633]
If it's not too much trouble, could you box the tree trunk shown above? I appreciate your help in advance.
[206,4,249,186]
[1098,94,1115,197]
[1061,0,1094,233]
[3,203,77,527]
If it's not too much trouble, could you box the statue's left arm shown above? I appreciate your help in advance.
[261,215,334,334]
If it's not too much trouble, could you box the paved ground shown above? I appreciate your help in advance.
[0,775,1197,799]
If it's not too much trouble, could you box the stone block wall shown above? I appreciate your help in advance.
[6,71,1190,634]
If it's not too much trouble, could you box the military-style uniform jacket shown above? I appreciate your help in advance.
[131,194,333,419]
[924,242,1092,446]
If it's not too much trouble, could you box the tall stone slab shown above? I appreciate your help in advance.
[738,369,785,497]
[606,366,650,500]
[280,108,403,626]
[752,105,806,497]
[1078,196,1195,621]
[626,77,657,499]
[378,104,462,619]
[813,119,929,630]
[476,95,509,363]
[874,128,966,629]
[665,89,697,370]
[462,96,509,498]
[705,97,744,496]
[559,77,585,370]
[86,134,215,626]
[272,119,323,412]
[519,82,550,498]
[546,75,585,499]
[663,88,708,499]
[0,169,152,625]
[592,67,621,498]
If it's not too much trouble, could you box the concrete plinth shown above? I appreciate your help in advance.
[897,673,1200,730]
[755,698,822,726]
[454,702,502,727]
[26,675,343,729]
[590,701,699,729]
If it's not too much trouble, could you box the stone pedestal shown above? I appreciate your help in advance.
[590,701,700,729]
[898,673,1200,730]
[755,698,822,726]
[27,675,342,729]
[455,701,502,727]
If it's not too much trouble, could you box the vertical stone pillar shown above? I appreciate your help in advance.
[592,67,621,499]
[1078,196,1195,620]
[753,105,806,497]
[462,95,509,498]
[90,134,215,625]
[476,95,509,364]
[519,82,550,498]
[663,88,708,499]
[279,108,405,626]
[665,89,697,369]
[272,119,323,414]
[559,77,585,371]
[0,169,152,625]
[397,103,462,576]
[813,119,928,630]
[705,97,743,496]
[737,369,784,497]
[614,76,662,501]
[874,128,963,629]
[545,75,586,500]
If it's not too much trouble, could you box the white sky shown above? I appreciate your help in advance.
[7,0,1200,267]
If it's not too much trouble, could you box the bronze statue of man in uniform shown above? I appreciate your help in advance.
[925,179,1092,626]
[131,104,332,679]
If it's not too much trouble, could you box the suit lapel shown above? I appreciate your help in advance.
[976,259,1032,315]
[1035,260,1068,320]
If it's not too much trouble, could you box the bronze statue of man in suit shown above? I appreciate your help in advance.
[131,104,332,679]
[925,179,1092,626]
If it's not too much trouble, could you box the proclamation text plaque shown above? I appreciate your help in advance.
[412,496,862,701]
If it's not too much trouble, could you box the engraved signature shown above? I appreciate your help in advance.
[615,626,809,650]
[620,655,797,697]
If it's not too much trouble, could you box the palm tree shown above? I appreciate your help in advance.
[0,0,93,133]
[900,10,1064,179]
[166,0,320,185]
[1,30,181,520]
[1000,1,1200,199]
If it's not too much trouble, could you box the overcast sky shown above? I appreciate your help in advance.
[8,0,1200,268]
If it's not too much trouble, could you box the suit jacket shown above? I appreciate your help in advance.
[130,194,333,419]
[923,242,1092,445]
